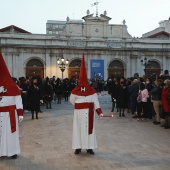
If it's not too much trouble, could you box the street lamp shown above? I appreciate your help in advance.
[141,57,151,74]
[57,55,69,79]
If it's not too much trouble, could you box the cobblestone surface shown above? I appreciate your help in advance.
[0,92,170,170]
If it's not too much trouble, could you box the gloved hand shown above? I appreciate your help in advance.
[99,113,103,118]
[19,116,24,122]
[0,86,7,93]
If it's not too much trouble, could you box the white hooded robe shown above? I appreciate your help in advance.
[70,93,101,149]
[0,95,23,157]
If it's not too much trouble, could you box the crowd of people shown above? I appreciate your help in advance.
[12,76,78,119]
[107,70,170,129]
[13,70,170,129]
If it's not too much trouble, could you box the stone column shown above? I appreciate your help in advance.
[12,54,17,78]
[5,53,13,76]
[162,53,167,72]
[51,55,57,77]
[126,53,131,77]
[16,53,24,78]
[45,53,51,77]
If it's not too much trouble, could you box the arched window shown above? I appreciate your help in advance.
[68,59,81,79]
[146,61,160,69]
[26,59,44,67]
[69,59,81,67]
[145,60,161,77]
[109,60,124,68]
[108,60,124,78]
[26,58,44,79]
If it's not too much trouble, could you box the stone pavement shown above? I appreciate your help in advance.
[0,92,170,170]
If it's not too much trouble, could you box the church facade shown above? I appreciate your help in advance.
[0,12,170,80]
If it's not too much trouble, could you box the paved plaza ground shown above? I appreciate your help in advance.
[0,92,170,170]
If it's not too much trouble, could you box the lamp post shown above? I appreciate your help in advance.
[57,55,69,79]
[141,57,150,75]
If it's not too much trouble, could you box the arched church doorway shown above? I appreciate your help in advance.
[145,60,161,77]
[26,59,44,79]
[68,59,81,79]
[108,60,124,78]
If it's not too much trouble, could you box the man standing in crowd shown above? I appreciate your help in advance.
[70,54,103,155]
[28,77,43,119]
[0,52,23,159]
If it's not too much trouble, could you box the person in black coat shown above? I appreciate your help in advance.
[63,79,70,101]
[108,78,118,112]
[69,80,76,92]
[55,78,63,104]
[116,79,128,117]
[130,79,140,117]
[20,78,29,112]
[146,78,153,119]
[28,78,42,119]
[44,78,53,109]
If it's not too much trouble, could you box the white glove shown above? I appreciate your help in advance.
[0,86,7,93]
[19,116,24,122]
[99,113,103,118]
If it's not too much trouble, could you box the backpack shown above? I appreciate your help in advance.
[137,90,142,103]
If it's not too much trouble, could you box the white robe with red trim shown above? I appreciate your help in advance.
[70,93,102,149]
[0,95,23,157]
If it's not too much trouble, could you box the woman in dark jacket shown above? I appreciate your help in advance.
[63,79,70,101]
[20,78,29,112]
[116,79,128,117]
[44,79,53,109]
[161,79,170,129]
[55,78,63,104]
[108,78,118,112]
[151,79,163,124]
[146,78,153,119]
[28,78,42,119]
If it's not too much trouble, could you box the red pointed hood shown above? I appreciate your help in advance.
[71,54,96,96]
[0,51,21,96]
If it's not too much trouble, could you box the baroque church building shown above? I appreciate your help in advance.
[0,11,170,80]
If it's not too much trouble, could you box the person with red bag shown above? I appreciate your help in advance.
[161,79,170,129]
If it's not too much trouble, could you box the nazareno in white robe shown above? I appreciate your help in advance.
[70,93,101,149]
[0,95,23,157]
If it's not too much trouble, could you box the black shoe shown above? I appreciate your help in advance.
[153,121,160,125]
[122,114,125,117]
[11,154,17,159]
[133,115,138,118]
[164,126,170,129]
[87,149,95,155]
[74,149,81,154]
[39,110,43,113]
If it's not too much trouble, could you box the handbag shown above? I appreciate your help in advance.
[137,90,142,103]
